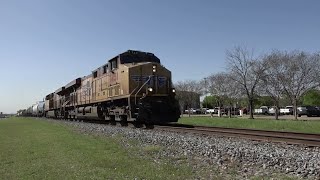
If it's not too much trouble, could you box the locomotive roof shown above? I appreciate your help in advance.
[64,78,81,90]
[92,50,161,72]
[119,50,161,64]
[103,50,160,64]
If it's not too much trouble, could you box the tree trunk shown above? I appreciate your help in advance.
[293,99,298,120]
[180,102,184,117]
[218,101,222,117]
[249,99,254,119]
[275,106,279,120]
[229,103,232,118]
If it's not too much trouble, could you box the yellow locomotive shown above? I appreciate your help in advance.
[45,50,180,125]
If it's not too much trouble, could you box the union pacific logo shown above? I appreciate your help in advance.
[131,75,167,87]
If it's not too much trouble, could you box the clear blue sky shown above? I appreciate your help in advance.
[0,0,319,113]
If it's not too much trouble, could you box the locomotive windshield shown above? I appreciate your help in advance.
[120,50,161,64]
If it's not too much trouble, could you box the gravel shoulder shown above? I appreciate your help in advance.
[49,119,320,179]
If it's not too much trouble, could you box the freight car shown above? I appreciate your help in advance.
[21,101,45,117]
[44,50,180,126]
[32,101,45,117]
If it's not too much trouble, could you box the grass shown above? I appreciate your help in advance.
[0,117,303,179]
[179,116,320,134]
[0,117,192,179]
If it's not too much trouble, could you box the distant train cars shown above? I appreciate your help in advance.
[0,112,5,118]
[22,101,45,117]
[22,50,180,125]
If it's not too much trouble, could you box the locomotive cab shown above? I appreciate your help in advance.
[122,51,180,124]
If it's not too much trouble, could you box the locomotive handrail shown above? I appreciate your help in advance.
[129,85,140,96]
[134,75,153,105]
[127,85,141,120]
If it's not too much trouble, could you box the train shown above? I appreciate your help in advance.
[21,50,180,126]
[22,101,45,117]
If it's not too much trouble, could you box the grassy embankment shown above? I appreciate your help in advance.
[0,117,192,179]
[179,116,320,134]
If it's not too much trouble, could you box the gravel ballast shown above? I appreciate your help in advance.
[48,119,320,179]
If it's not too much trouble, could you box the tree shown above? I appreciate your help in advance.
[224,74,242,118]
[260,51,288,120]
[206,72,230,117]
[226,46,267,119]
[255,96,274,108]
[303,89,320,106]
[175,80,202,116]
[202,96,219,109]
[274,51,320,119]
[205,72,242,118]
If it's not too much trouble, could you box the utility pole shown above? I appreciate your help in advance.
[204,77,208,109]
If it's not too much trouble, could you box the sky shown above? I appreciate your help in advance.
[0,0,319,113]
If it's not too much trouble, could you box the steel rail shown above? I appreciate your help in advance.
[154,124,320,147]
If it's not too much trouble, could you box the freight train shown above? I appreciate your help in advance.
[22,50,180,126]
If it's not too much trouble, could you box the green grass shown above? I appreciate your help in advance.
[0,117,304,179]
[0,117,192,179]
[179,116,320,134]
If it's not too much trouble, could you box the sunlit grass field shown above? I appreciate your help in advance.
[0,117,192,179]
[179,116,320,134]
[0,117,302,179]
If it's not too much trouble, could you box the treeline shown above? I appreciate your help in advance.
[174,46,320,120]
[202,89,320,109]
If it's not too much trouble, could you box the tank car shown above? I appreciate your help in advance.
[45,50,180,125]
[32,104,38,116]
[32,101,45,117]
[26,106,33,116]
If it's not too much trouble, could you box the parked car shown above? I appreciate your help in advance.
[195,109,202,114]
[184,108,197,114]
[241,108,247,115]
[268,107,280,115]
[219,108,227,115]
[280,106,293,115]
[205,109,215,114]
[254,106,269,115]
[297,106,307,117]
[226,108,240,115]
[296,106,320,117]
[209,107,224,114]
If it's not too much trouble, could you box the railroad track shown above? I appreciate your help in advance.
[38,117,320,147]
[154,124,320,147]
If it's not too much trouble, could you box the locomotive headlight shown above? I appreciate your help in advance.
[148,87,153,92]
[152,65,157,72]
[172,88,176,93]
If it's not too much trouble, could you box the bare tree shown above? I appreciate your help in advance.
[274,51,320,119]
[224,74,243,118]
[206,72,230,117]
[175,80,202,116]
[261,51,286,120]
[226,46,267,119]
